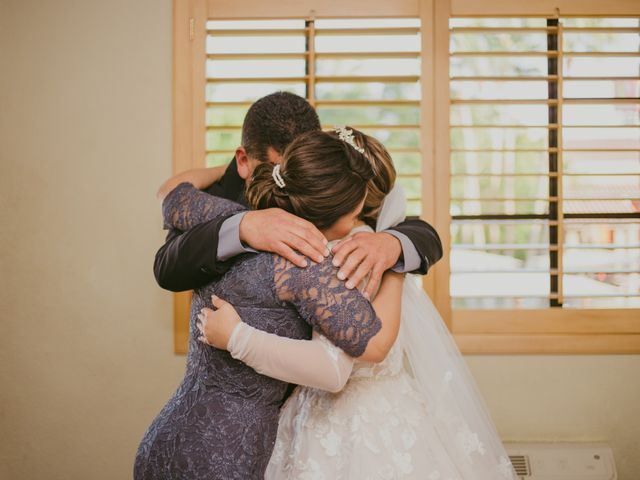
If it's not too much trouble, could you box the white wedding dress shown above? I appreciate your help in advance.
[227,186,518,479]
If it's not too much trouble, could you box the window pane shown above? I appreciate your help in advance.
[315,34,420,53]
[563,104,640,126]
[394,153,422,174]
[564,151,640,175]
[450,18,547,28]
[451,175,549,200]
[451,33,547,53]
[451,127,549,148]
[316,82,420,100]
[206,154,233,167]
[206,130,240,151]
[562,18,640,28]
[451,81,549,100]
[316,58,420,77]
[564,33,640,53]
[367,129,419,149]
[317,106,419,125]
[207,20,304,30]
[563,80,640,99]
[564,57,640,77]
[206,59,305,79]
[398,177,421,200]
[563,220,640,307]
[206,82,306,102]
[207,35,306,54]
[451,56,548,77]
[206,106,246,126]
[315,18,420,28]
[451,104,549,125]
[564,127,640,151]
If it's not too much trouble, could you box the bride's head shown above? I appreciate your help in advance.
[247,128,391,240]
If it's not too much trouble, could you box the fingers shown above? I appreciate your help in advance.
[291,229,329,263]
[346,258,374,291]
[283,232,324,264]
[337,249,367,287]
[363,264,385,300]
[275,242,308,268]
[291,218,328,249]
[331,237,357,267]
[211,294,227,310]
[277,211,328,264]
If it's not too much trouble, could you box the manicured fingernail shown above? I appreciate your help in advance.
[346,281,354,289]
[363,292,370,300]
[316,255,324,263]
[337,271,346,280]
[333,259,341,267]
[301,260,308,267]
[324,249,330,256]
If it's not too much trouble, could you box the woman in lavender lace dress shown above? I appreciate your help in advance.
[133,130,404,480]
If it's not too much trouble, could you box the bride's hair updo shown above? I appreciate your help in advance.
[246,129,375,230]
[345,129,396,226]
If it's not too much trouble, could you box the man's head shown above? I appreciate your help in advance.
[235,92,321,181]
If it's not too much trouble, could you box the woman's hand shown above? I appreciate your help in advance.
[196,295,241,350]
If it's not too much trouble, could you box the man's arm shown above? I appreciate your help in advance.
[153,216,238,292]
[386,217,443,274]
[153,178,329,292]
[154,182,248,292]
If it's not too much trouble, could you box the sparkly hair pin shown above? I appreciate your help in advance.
[272,164,286,188]
[334,126,365,154]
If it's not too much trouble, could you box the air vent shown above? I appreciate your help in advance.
[504,442,617,479]
[509,455,531,476]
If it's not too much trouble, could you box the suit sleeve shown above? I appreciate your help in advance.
[153,182,247,292]
[153,217,237,292]
[386,218,443,275]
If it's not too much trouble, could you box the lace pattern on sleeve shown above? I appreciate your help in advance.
[162,182,246,231]
[273,255,381,358]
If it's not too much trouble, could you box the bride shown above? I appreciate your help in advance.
[198,127,518,479]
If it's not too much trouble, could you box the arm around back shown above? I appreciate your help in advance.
[388,218,443,275]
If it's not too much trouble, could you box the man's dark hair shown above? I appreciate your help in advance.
[241,92,321,162]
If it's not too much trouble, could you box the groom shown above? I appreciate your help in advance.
[154,92,442,297]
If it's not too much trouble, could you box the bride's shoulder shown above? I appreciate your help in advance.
[350,224,374,235]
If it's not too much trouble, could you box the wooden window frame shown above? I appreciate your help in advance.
[171,0,640,354]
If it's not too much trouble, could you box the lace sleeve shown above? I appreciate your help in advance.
[227,324,354,392]
[162,182,246,231]
[273,255,382,357]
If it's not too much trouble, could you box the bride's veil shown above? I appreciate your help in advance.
[376,185,517,479]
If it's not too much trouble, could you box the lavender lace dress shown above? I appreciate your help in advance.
[134,183,382,480]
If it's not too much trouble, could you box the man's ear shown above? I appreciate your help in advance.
[235,147,251,180]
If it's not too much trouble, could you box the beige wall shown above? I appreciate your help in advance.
[0,1,638,479]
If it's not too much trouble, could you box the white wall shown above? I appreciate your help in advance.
[0,1,638,479]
